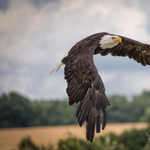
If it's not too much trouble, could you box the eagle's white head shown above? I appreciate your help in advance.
[100,34,122,49]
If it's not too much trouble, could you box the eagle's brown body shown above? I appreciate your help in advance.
[58,32,150,142]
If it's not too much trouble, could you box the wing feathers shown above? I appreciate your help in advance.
[89,86,95,100]
[102,107,107,130]
[110,45,122,56]
[128,48,137,58]
[95,114,101,133]
[78,91,90,126]
[139,53,146,66]
[133,51,140,63]
[75,75,109,142]
[86,108,95,142]
[96,93,102,110]
[119,46,131,56]
[145,55,150,65]
[69,86,81,103]
[75,91,86,103]
[101,48,111,56]
[65,61,109,142]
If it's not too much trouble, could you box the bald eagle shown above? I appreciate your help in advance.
[50,32,150,142]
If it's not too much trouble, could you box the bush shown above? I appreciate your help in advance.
[18,133,117,150]
[57,133,117,150]
[143,133,150,150]
[18,136,54,150]
[18,127,150,150]
[115,127,150,150]
[18,136,39,150]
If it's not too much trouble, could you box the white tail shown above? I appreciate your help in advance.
[50,62,64,74]
[50,51,68,74]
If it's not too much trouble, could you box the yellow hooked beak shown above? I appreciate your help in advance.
[113,37,122,43]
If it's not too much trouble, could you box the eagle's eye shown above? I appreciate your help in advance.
[112,37,116,40]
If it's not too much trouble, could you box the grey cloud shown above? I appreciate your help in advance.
[0,0,9,12]
[139,0,150,34]
[29,0,59,8]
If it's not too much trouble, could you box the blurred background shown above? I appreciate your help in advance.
[1,0,150,150]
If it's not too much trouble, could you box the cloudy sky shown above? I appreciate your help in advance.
[0,0,150,100]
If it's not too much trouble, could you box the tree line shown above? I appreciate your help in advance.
[0,91,150,128]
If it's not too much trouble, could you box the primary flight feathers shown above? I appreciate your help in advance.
[51,32,150,142]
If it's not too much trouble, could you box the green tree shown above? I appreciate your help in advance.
[0,92,34,127]
[128,91,150,122]
[1,90,150,128]
[107,95,130,123]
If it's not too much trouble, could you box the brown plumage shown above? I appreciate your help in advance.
[52,32,150,142]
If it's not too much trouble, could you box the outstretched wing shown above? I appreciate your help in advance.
[99,35,150,66]
[62,44,110,142]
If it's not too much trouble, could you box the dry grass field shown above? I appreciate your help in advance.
[0,123,148,150]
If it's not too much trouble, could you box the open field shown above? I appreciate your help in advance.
[0,123,148,150]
